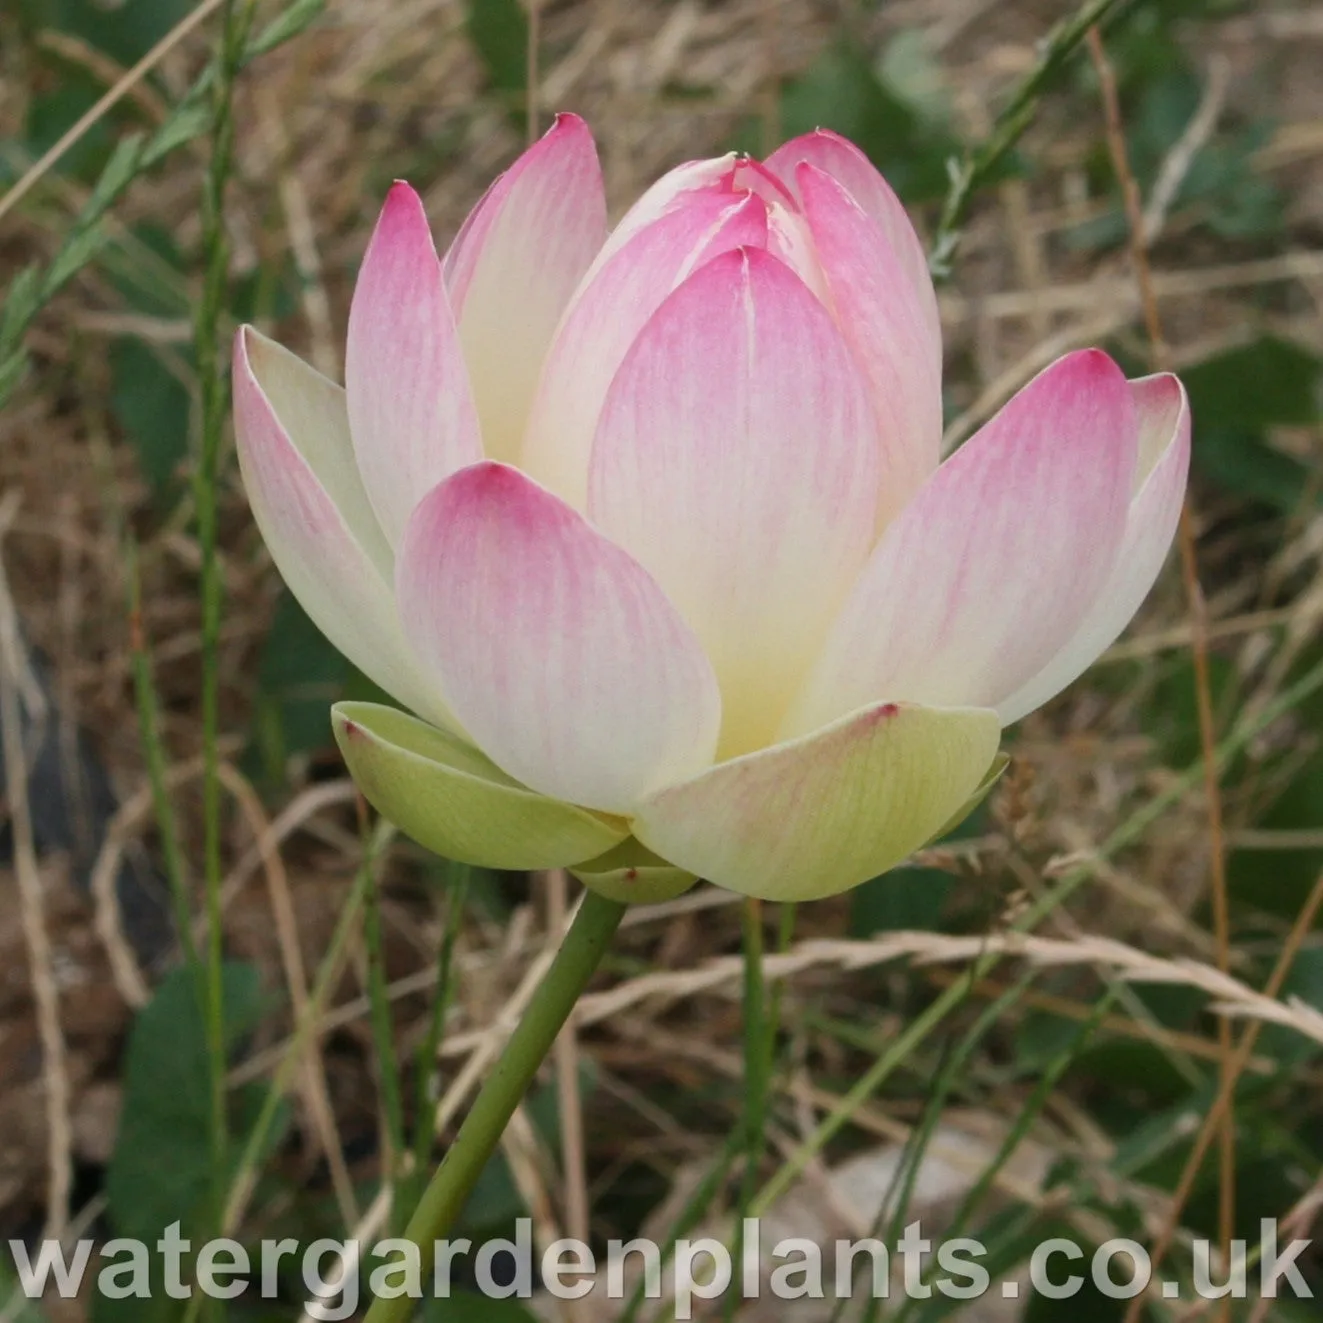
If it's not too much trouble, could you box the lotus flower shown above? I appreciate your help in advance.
[233,115,1190,903]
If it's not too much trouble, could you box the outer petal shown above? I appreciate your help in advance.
[333,702,626,870]
[996,374,1191,723]
[765,130,939,355]
[520,189,767,508]
[797,163,943,523]
[232,328,455,731]
[345,182,482,544]
[442,114,607,463]
[785,350,1138,736]
[632,701,1001,902]
[395,462,722,813]
[569,839,698,905]
[923,750,1010,848]
[589,247,879,760]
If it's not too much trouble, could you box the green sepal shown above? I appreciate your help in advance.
[922,749,1010,848]
[569,837,699,906]
[332,701,627,871]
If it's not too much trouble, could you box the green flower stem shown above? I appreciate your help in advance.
[361,887,626,1323]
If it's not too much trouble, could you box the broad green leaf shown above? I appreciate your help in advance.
[1194,427,1312,513]
[1140,652,1238,768]
[1182,334,1322,431]
[426,1294,540,1322]
[0,1252,46,1321]
[772,41,959,201]
[252,591,349,779]
[24,73,113,180]
[110,338,190,494]
[105,963,271,1244]
[47,0,197,68]
[464,0,528,95]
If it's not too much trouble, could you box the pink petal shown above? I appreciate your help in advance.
[345,182,482,545]
[764,202,830,304]
[589,247,879,759]
[997,373,1191,723]
[442,114,607,462]
[520,189,768,508]
[233,327,456,731]
[730,157,797,207]
[395,462,722,813]
[632,700,1001,901]
[786,350,1139,736]
[583,154,739,275]
[797,162,944,523]
[765,130,939,353]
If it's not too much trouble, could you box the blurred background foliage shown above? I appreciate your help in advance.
[2,0,1323,1319]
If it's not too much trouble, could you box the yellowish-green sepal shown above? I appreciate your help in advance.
[332,701,627,871]
[922,749,1010,848]
[570,838,699,905]
[631,701,1002,902]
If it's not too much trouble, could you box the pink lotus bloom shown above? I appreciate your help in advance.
[233,115,1189,903]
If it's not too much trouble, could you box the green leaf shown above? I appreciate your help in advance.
[1182,335,1322,431]
[110,338,190,494]
[1258,947,1323,1064]
[0,266,44,353]
[465,0,528,95]
[1140,651,1238,767]
[0,1251,46,1321]
[0,351,28,408]
[105,963,270,1244]
[143,93,213,169]
[44,222,111,298]
[425,1294,540,1322]
[24,73,114,181]
[772,41,959,201]
[84,134,147,221]
[849,863,952,936]
[253,590,349,772]
[246,0,325,58]
[1194,427,1312,513]
[48,0,198,68]
[878,29,952,127]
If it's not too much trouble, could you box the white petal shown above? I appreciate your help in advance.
[232,327,455,730]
